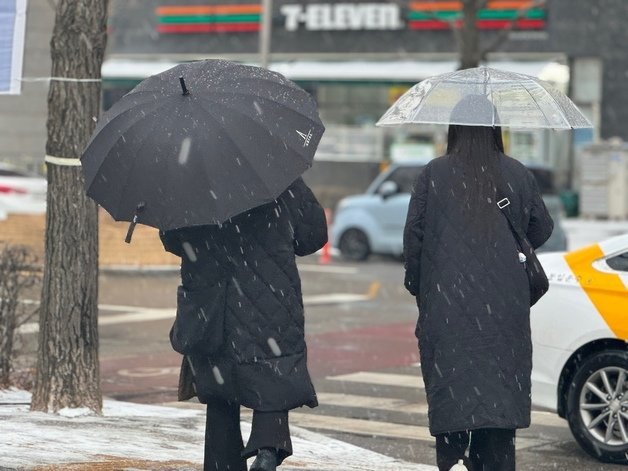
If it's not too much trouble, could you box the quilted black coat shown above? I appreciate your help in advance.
[403,154,554,435]
[160,177,327,411]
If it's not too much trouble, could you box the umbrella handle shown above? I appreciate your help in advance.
[124,202,145,244]
[124,217,138,244]
[179,76,189,96]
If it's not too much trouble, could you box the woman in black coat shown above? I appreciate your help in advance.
[403,117,554,470]
[160,176,327,471]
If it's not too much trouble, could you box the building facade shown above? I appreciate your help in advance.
[2,1,628,198]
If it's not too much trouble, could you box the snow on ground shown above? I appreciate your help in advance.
[0,389,435,471]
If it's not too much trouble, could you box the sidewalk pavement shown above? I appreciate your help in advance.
[0,389,437,471]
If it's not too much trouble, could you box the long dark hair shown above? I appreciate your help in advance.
[446,97,504,237]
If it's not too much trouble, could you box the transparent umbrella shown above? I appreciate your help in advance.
[376,66,593,129]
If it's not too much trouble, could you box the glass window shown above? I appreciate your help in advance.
[607,252,628,272]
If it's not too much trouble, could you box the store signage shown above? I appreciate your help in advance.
[156,4,261,34]
[280,3,404,31]
[407,1,546,30]
[155,1,546,35]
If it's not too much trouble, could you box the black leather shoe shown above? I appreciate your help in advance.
[249,448,278,471]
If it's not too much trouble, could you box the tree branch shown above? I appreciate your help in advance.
[480,0,547,60]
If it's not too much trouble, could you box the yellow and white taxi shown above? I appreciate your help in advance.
[531,234,628,464]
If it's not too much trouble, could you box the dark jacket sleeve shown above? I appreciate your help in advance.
[285,177,328,257]
[524,170,554,249]
[403,166,429,297]
[159,230,183,257]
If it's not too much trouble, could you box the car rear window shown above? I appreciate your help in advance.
[0,169,27,177]
[527,167,556,195]
[382,166,423,193]
[379,163,555,195]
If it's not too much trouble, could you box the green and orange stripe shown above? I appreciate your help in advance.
[156,5,261,34]
[408,1,546,30]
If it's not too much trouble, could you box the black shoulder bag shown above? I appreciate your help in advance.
[495,186,549,307]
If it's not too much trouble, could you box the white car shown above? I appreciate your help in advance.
[331,161,567,261]
[532,234,628,464]
[0,164,47,216]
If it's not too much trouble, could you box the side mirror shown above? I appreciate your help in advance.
[378,181,399,199]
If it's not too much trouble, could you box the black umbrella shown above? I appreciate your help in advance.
[81,59,324,241]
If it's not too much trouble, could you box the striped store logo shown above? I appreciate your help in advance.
[156,1,546,34]
[156,4,261,34]
[407,1,546,30]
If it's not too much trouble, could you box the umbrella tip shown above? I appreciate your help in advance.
[179,76,190,96]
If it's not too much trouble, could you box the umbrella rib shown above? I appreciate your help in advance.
[86,96,175,194]
[485,68,497,127]
[532,79,575,129]
[518,80,556,128]
[408,76,445,124]
[206,94,320,166]
[85,96,168,158]
[209,89,319,120]
[194,100,277,202]
[109,106,169,222]
[201,95,318,168]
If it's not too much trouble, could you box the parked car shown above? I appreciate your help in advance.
[331,160,567,261]
[531,235,628,464]
[0,164,47,216]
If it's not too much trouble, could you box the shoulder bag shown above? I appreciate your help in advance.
[495,185,549,307]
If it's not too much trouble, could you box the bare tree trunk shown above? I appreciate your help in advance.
[31,0,108,413]
[459,0,482,70]
[0,246,39,388]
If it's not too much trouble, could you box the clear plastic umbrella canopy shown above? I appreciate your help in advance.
[376,66,593,129]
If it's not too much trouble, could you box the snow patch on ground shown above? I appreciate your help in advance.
[0,389,435,470]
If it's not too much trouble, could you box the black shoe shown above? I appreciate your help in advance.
[249,448,278,471]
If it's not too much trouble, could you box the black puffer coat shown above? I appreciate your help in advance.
[403,154,553,435]
[161,177,327,411]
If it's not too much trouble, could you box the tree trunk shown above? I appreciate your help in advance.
[31,0,108,413]
[0,246,39,388]
[459,0,482,70]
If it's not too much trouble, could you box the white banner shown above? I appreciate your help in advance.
[0,0,27,95]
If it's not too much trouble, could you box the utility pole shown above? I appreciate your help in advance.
[259,0,272,68]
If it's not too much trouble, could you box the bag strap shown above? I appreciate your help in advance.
[495,182,528,244]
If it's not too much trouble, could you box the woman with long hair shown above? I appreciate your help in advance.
[403,96,554,470]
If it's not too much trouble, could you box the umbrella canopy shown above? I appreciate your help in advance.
[376,66,592,129]
[81,59,324,237]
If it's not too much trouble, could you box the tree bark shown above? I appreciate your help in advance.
[31,0,108,413]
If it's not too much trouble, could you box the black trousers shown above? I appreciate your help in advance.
[435,428,515,471]
[203,398,293,471]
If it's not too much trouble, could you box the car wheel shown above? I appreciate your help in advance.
[566,350,628,464]
[338,229,370,261]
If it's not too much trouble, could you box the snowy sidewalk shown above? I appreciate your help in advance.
[0,389,436,471]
